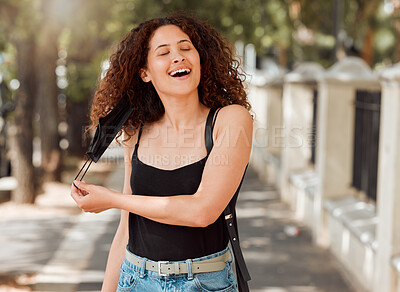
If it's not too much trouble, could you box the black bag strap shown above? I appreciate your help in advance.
[204,107,251,291]
[205,107,221,155]
[134,124,144,155]
[224,198,251,291]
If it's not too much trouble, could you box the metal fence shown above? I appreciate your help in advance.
[352,90,381,201]
[310,89,318,165]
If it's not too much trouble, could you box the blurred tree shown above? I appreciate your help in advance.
[0,30,14,179]
[0,0,39,203]
[344,0,383,65]
[63,0,131,156]
[290,0,335,66]
[36,0,63,182]
[0,0,69,187]
[289,0,387,66]
[0,0,130,202]
[113,0,293,66]
[391,0,400,61]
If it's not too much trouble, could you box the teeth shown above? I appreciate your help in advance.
[170,68,191,76]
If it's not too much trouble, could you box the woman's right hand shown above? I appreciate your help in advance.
[71,180,89,197]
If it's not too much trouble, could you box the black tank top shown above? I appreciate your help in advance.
[128,108,233,261]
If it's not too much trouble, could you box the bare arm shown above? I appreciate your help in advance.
[101,135,136,291]
[73,105,252,228]
[101,210,128,291]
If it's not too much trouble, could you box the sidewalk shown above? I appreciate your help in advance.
[0,159,119,292]
[237,167,355,292]
[0,160,356,292]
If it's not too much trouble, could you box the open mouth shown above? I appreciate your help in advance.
[169,68,191,78]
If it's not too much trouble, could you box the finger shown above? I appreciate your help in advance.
[80,180,89,195]
[70,189,82,203]
[72,181,79,190]
[71,183,82,196]
[80,189,89,196]
[71,182,87,198]
[71,181,88,197]
[74,180,90,192]
[91,208,104,214]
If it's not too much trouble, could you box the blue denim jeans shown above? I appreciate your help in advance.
[117,246,238,292]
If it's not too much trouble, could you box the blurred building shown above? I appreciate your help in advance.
[246,48,400,292]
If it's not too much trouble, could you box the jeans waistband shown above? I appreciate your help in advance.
[124,246,231,279]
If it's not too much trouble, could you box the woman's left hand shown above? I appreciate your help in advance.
[70,180,117,213]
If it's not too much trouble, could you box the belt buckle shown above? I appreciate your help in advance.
[158,261,169,276]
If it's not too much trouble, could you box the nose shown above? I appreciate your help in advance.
[173,55,185,63]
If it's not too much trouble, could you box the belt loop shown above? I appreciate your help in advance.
[139,257,147,278]
[186,259,193,280]
[228,247,233,263]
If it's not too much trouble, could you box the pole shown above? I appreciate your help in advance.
[333,0,342,62]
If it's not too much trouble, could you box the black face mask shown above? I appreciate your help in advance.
[73,97,133,189]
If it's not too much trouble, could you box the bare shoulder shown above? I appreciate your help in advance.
[216,104,253,127]
[122,129,139,160]
[213,105,253,146]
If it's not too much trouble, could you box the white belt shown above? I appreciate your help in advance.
[125,248,231,276]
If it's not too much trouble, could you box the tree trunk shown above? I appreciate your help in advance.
[37,11,62,182]
[10,37,37,204]
[278,46,287,67]
[394,19,400,62]
[361,27,374,66]
[66,98,90,157]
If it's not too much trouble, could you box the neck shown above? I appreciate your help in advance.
[159,92,207,130]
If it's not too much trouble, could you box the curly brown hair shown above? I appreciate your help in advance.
[90,13,250,141]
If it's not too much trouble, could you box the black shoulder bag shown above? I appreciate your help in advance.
[205,107,251,292]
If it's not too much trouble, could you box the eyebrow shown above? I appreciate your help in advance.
[154,39,191,52]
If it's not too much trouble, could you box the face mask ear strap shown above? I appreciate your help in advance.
[73,157,93,189]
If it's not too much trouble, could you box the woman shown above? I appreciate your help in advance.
[71,14,252,292]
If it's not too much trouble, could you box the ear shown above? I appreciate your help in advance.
[140,68,151,82]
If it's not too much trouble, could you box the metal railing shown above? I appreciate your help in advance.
[310,89,318,165]
[352,90,381,201]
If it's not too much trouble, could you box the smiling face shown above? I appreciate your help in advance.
[140,25,201,100]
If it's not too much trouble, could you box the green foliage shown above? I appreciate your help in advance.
[112,0,293,60]
[0,42,17,85]
[64,52,106,103]
[61,0,131,103]
[1,0,399,106]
